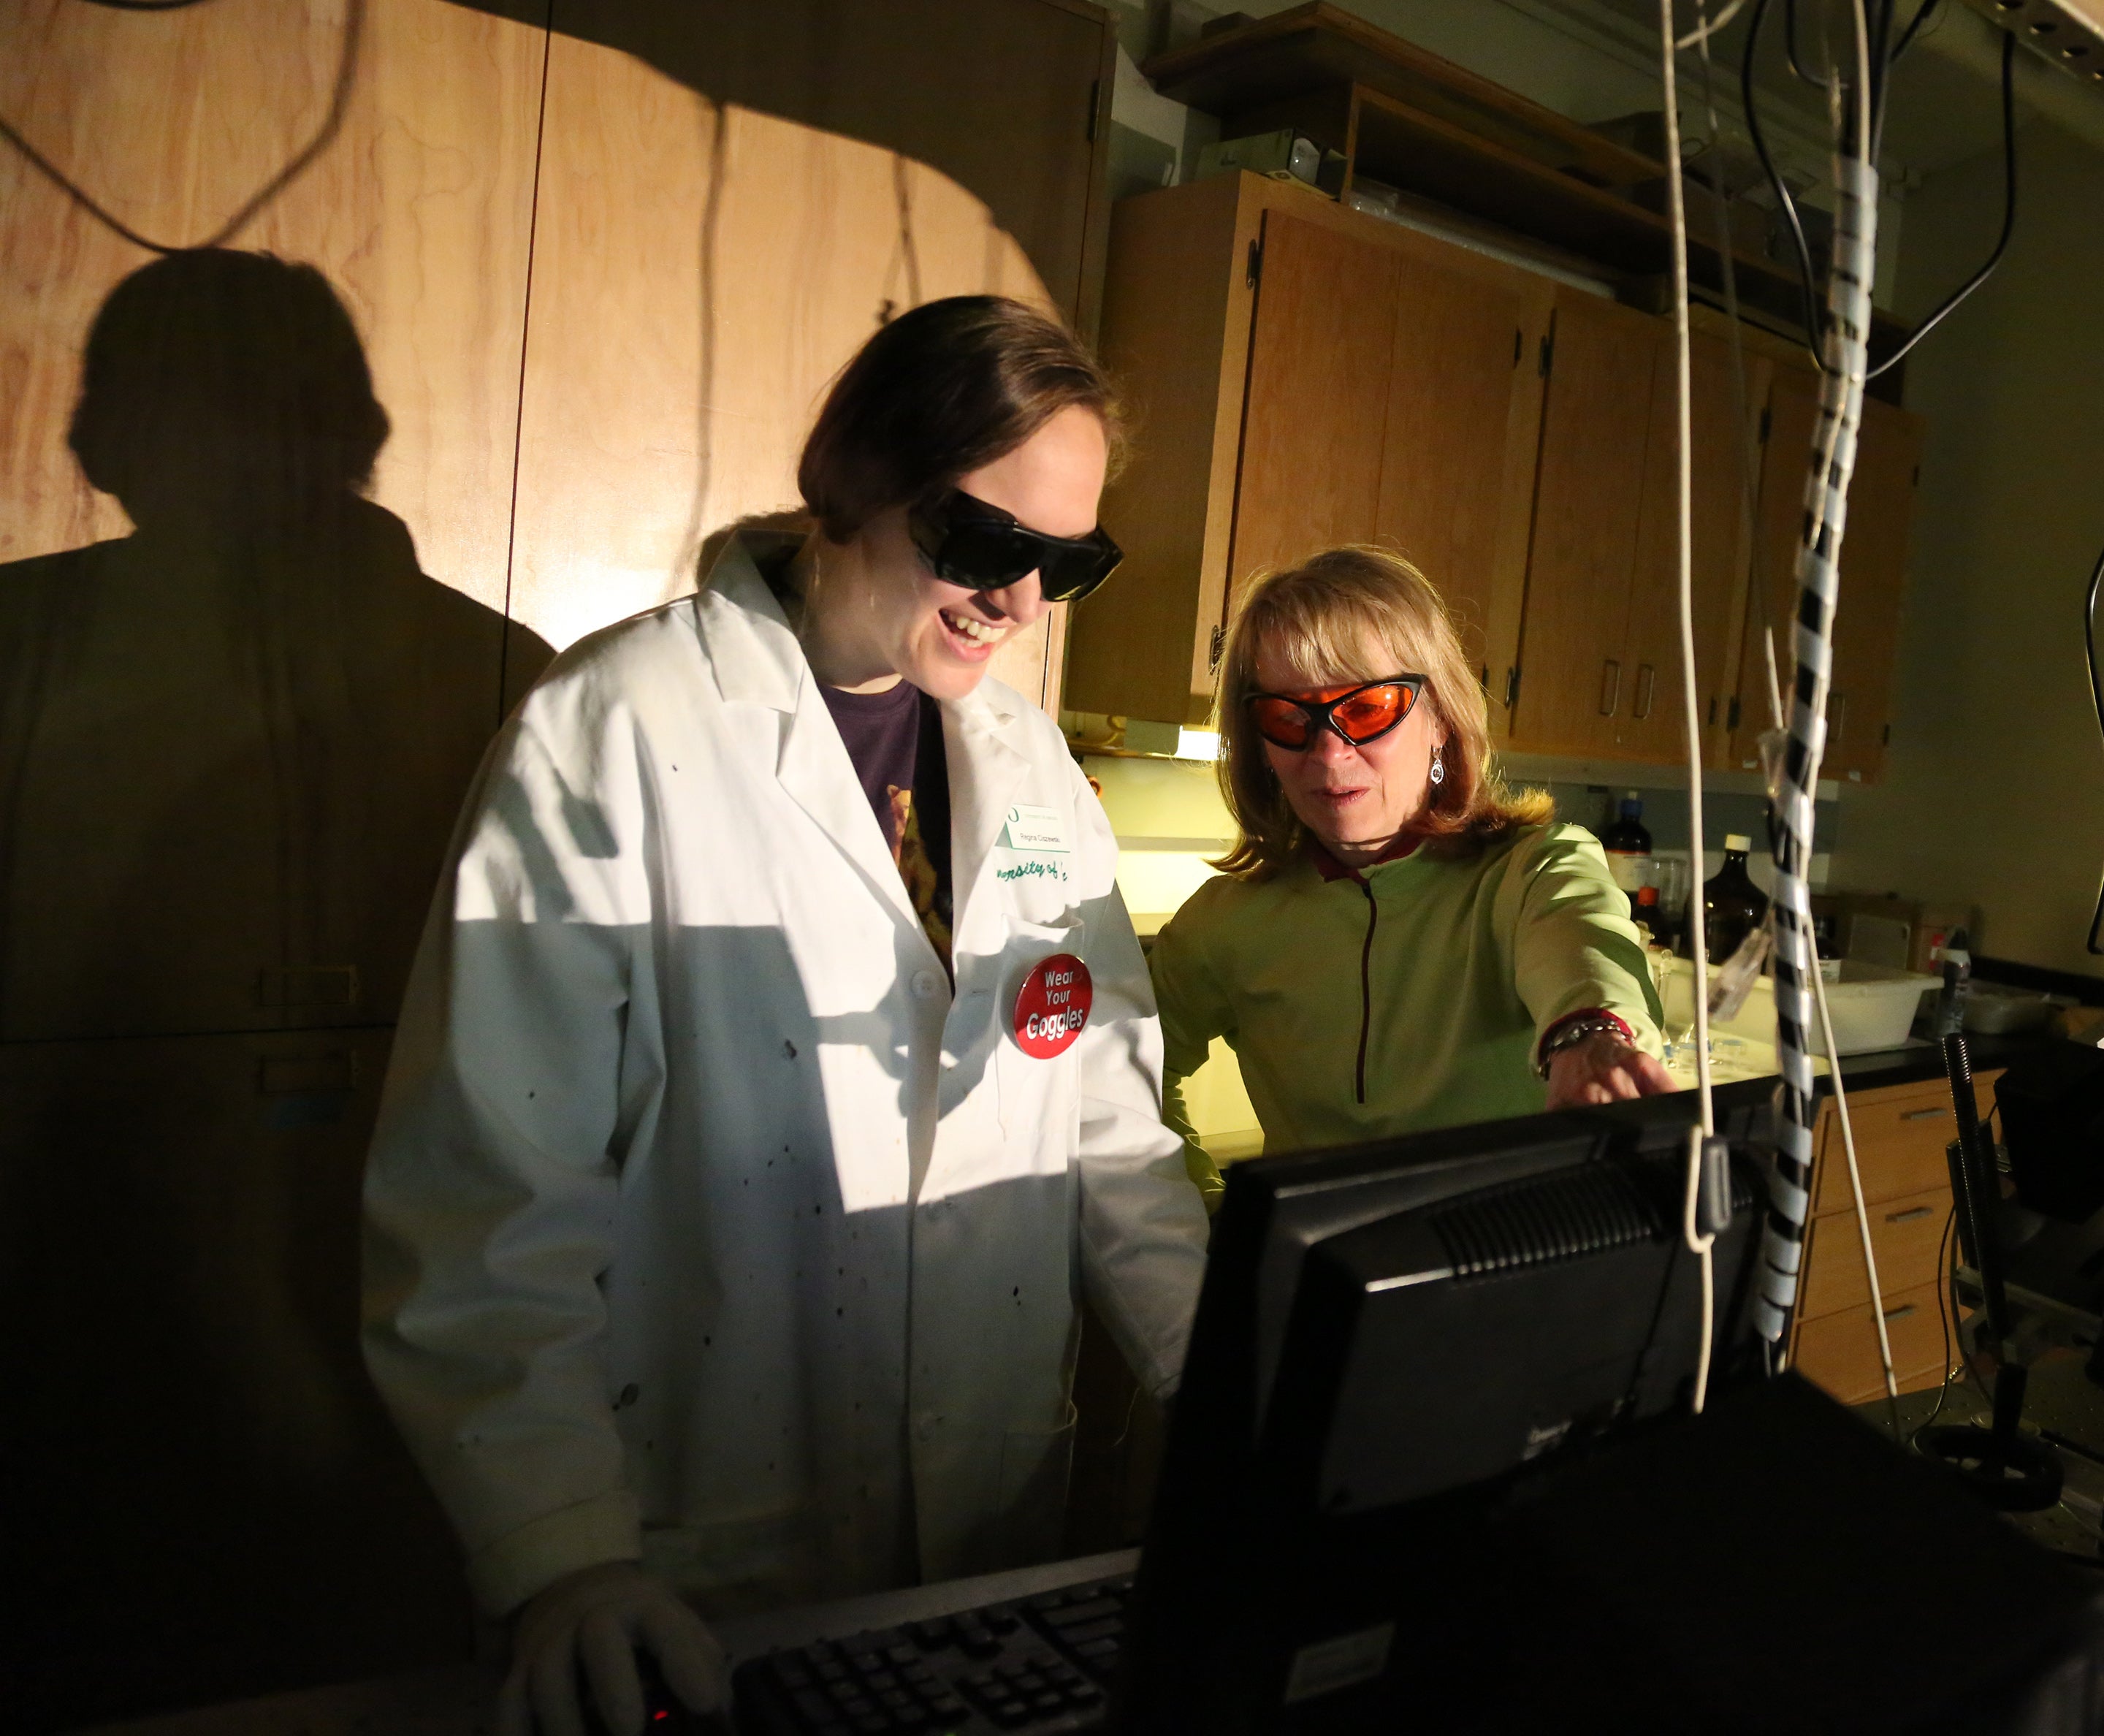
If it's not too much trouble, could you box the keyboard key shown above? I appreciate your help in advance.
[1072,1637,1120,1663]
[1032,1691,1066,1715]
[987,1701,1032,1729]
[1043,1596,1122,1630]
[910,1616,956,1648]
[980,1602,1021,1634]
[927,1693,968,1719]
[817,1659,850,1683]
[1067,1679,1105,1704]
[1058,1617,1124,1647]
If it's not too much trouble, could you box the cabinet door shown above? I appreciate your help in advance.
[1618,328,1767,766]
[1826,395,1925,781]
[1374,245,1552,704]
[1227,209,1401,620]
[1732,371,1925,782]
[1508,292,1660,757]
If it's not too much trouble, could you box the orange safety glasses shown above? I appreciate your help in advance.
[1246,676,1425,751]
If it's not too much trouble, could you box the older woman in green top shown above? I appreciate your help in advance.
[1151,545,1676,1203]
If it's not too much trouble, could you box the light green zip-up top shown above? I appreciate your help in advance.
[1150,823,1666,1203]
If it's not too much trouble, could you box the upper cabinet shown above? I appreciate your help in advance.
[1506,295,1766,765]
[1066,172,1550,728]
[1728,373,1926,783]
[1067,171,1922,784]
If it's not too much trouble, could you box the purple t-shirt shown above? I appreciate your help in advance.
[820,680,953,964]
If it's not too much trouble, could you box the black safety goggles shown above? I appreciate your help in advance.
[906,488,1123,605]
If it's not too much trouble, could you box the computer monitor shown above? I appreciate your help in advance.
[1114,1082,2104,1735]
[1116,1084,1772,1732]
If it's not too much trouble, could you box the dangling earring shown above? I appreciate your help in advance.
[1428,744,1446,786]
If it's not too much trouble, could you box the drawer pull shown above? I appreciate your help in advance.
[1881,1303,1918,1322]
[1883,1206,1936,1225]
[1899,1106,1948,1122]
[1598,658,1621,717]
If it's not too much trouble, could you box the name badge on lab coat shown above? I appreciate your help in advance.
[1002,804,1071,853]
[1013,953,1092,1058]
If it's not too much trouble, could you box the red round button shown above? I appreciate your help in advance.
[1012,953,1094,1058]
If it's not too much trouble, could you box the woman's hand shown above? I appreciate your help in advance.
[499,1561,723,1736]
[1544,1030,1677,1109]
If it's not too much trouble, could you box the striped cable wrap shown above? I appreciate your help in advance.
[1754,155,1880,1344]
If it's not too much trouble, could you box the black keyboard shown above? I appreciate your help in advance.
[731,1571,1130,1735]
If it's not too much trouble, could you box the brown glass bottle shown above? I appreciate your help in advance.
[1691,833,1768,966]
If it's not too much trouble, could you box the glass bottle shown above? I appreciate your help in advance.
[1600,791,1653,915]
[1693,833,1768,967]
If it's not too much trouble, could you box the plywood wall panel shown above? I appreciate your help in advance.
[507,27,1061,700]
[0,0,547,611]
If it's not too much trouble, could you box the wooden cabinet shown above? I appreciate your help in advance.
[1728,370,1926,782]
[1070,172,1922,784]
[1787,1073,1994,1406]
[1066,172,1550,728]
[1503,296,1763,764]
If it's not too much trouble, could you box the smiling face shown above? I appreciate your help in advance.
[804,403,1109,701]
[1254,633,1447,867]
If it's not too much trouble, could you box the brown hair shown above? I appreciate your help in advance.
[1212,546,1555,880]
[796,294,1123,543]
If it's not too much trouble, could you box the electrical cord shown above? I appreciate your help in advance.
[1783,0,1833,88]
[1909,1203,1960,1445]
[1661,0,1716,1413]
[1867,28,2016,379]
[2078,555,2104,957]
[1676,0,1750,50]
[1744,0,1833,371]
[0,0,365,255]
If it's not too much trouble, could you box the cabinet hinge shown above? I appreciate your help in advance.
[1537,331,1553,378]
[1085,78,1102,144]
[1504,666,1520,709]
[1246,237,1263,291]
[1758,406,1772,443]
[1209,625,1227,669]
[1726,694,1742,731]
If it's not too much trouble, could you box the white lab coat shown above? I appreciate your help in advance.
[362,534,1208,1620]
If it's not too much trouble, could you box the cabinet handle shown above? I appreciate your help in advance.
[1598,658,1621,717]
[1881,1302,1918,1322]
[1633,663,1655,720]
[1830,691,1848,744]
[1899,1106,1947,1122]
[1883,1205,1936,1225]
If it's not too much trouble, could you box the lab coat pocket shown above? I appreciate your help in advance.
[994,1401,1080,1569]
[996,918,1086,1150]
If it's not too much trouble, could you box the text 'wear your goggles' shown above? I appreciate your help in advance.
[907,489,1123,604]
[1247,677,1427,751]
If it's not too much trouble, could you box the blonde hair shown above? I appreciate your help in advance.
[1212,546,1555,880]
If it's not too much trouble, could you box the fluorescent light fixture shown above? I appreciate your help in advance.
[1175,728,1221,761]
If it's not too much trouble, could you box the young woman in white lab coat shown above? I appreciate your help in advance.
[362,297,1210,1735]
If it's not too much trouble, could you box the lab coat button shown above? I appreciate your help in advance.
[910,970,942,1000]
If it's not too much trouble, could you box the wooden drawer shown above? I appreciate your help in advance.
[1809,1070,2002,1216]
[1791,1279,1951,1406]
[1797,1185,1950,1321]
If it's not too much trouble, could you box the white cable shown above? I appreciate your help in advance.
[1663,0,1717,1415]
[1675,0,1748,50]
[1817,957,1898,1400]
[1661,0,1713,1146]
[1683,1124,1718,1412]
